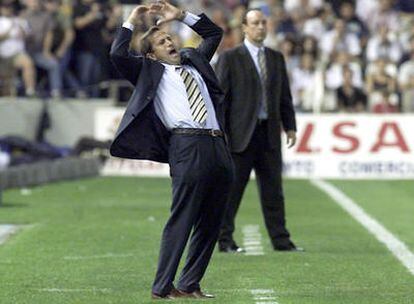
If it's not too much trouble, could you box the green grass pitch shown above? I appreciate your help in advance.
[1,177,413,303]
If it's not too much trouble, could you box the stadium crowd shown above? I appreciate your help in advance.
[0,0,413,113]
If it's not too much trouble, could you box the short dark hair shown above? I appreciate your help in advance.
[140,26,161,55]
[242,8,263,25]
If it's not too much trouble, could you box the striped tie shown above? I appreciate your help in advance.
[177,67,208,124]
[258,49,268,114]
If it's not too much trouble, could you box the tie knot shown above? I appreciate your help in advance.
[258,48,265,57]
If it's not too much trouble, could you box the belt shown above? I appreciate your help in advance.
[172,128,224,137]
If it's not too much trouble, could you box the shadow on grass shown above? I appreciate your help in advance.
[0,202,30,208]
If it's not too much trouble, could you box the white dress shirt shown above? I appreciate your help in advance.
[0,17,30,58]
[244,38,268,120]
[122,13,220,130]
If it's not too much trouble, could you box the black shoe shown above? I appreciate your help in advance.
[274,240,304,252]
[218,242,246,253]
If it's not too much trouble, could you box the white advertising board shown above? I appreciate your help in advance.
[95,108,414,179]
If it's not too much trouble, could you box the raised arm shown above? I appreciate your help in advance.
[190,14,223,62]
[109,5,149,85]
[151,1,223,61]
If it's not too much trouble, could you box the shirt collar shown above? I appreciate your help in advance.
[244,38,264,57]
[161,63,182,71]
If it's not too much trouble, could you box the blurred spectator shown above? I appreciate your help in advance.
[0,1,36,96]
[273,5,300,39]
[73,0,118,97]
[291,53,321,111]
[356,0,379,24]
[284,0,324,16]
[395,0,414,13]
[338,1,369,47]
[101,3,123,81]
[325,51,363,90]
[320,18,361,61]
[227,4,246,45]
[279,35,300,74]
[44,0,83,97]
[366,25,402,63]
[399,17,414,56]
[398,42,414,112]
[300,35,319,59]
[303,4,334,40]
[366,0,400,33]
[366,58,399,109]
[372,90,400,113]
[22,0,63,98]
[336,66,367,112]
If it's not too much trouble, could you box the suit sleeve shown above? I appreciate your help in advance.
[215,52,232,109]
[109,27,143,85]
[279,53,297,132]
[188,14,223,62]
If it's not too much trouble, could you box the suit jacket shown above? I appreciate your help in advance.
[215,44,296,153]
[109,15,224,163]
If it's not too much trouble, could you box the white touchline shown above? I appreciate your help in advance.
[250,289,279,304]
[0,225,19,245]
[311,179,414,276]
[38,288,111,293]
[243,225,264,256]
[63,253,134,260]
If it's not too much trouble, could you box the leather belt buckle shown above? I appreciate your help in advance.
[210,129,220,137]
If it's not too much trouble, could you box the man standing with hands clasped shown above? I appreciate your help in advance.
[215,9,303,253]
[109,1,233,300]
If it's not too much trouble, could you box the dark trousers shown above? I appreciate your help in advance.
[219,121,290,248]
[152,134,233,296]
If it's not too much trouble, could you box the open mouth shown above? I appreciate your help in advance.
[169,49,178,56]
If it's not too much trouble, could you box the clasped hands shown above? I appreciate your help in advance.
[127,1,184,27]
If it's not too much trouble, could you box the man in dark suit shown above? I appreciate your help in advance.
[215,9,302,253]
[109,2,233,299]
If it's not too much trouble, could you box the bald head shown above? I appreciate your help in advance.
[242,9,267,46]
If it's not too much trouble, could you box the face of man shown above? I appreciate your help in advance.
[243,10,267,46]
[148,31,180,65]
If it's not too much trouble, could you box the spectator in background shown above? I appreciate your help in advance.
[300,35,319,59]
[336,66,367,112]
[325,51,363,91]
[367,0,400,33]
[73,0,118,97]
[284,0,324,16]
[0,1,36,96]
[356,0,379,24]
[372,90,399,113]
[22,0,63,98]
[338,1,369,47]
[320,18,361,62]
[366,25,402,63]
[303,4,334,41]
[399,17,414,58]
[398,40,414,112]
[366,58,399,109]
[101,3,123,82]
[279,35,300,74]
[44,0,83,97]
[395,0,414,13]
[273,5,300,39]
[291,53,321,111]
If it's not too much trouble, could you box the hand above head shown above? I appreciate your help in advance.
[148,1,185,26]
[126,5,150,25]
